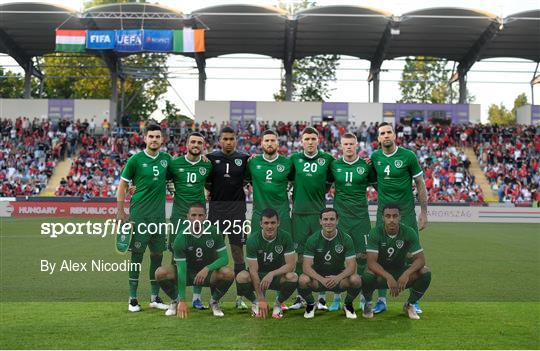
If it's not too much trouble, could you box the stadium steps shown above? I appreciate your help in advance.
[40,157,74,196]
[464,147,498,202]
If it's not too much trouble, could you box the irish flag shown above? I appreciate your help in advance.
[173,28,205,53]
[55,30,86,52]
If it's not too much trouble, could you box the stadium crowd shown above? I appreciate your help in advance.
[472,124,539,204]
[1,116,538,205]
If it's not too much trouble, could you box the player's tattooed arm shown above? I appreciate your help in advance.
[414,175,428,230]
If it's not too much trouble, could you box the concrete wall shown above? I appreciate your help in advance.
[469,104,481,123]
[0,99,48,120]
[516,104,536,125]
[256,101,320,124]
[349,103,383,125]
[0,99,110,121]
[74,100,110,122]
[194,100,230,124]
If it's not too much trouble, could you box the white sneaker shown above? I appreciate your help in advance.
[165,301,177,316]
[404,302,420,320]
[343,304,357,319]
[128,298,141,312]
[272,304,283,319]
[149,296,168,310]
[210,301,224,317]
[303,304,315,319]
[289,296,306,310]
[251,303,260,317]
[316,297,328,311]
[362,302,374,319]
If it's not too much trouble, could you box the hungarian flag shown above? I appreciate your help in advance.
[173,28,205,53]
[55,30,86,52]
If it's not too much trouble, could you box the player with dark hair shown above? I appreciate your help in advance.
[370,122,429,314]
[299,208,362,319]
[247,129,293,236]
[236,208,297,319]
[168,132,212,309]
[289,126,335,310]
[361,203,431,320]
[155,202,234,318]
[117,123,171,312]
[206,126,251,310]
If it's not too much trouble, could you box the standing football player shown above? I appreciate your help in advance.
[247,130,293,237]
[361,204,431,320]
[299,208,362,319]
[370,122,428,314]
[117,123,171,312]
[289,127,334,310]
[329,133,376,311]
[236,208,297,319]
[168,132,212,309]
[206,126,251,310]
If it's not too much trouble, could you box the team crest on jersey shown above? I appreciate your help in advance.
[317,158,326,166]
[206,240,214,248]
[335,244,344,253]
[235,159,243,166]
[134,241,141,249]
[160,160,168,168]
[276,164,285,172]
[275,245,283,254]
[396,240,404,249]
[357,166,365,175]
[199,167,207,176]
[394,160,403,168]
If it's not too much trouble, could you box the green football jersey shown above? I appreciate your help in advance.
[365,224,423,270]
[246,229,295,273]
[247,154,292,215]
[331,156,376,217]
[173,224,226,272]
[304,230,356,276]
[290,150,334,215]
[371,146,423,213]
[168,155,212,220]
[120,151,171,220]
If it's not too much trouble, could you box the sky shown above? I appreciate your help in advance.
[1,0,539,122]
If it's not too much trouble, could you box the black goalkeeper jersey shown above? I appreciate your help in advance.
[206,150,250,217]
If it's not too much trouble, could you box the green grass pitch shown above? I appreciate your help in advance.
[0,219,539,349]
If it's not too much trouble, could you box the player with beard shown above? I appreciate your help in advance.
[117,123,171,312]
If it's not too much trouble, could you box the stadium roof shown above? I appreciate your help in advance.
[1,2,539,109]
[1,2,538,62]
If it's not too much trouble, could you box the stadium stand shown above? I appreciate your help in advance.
[473,124,540,204]
[2,116,536,205]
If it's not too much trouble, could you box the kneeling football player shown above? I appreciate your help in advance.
[361,203,431,320]
[236,208,298,319]
[299,208,362,319]
[155,202,234,318]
